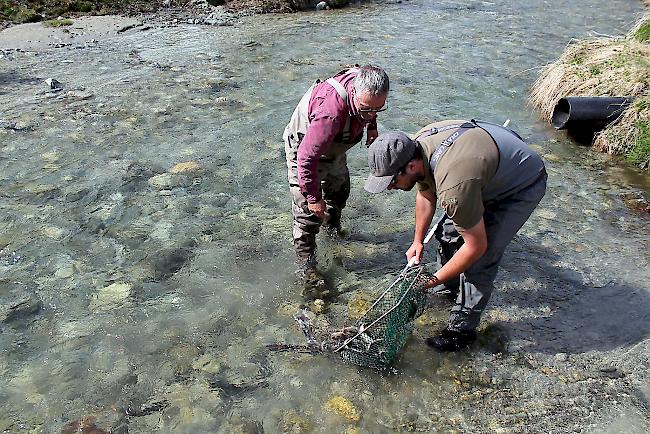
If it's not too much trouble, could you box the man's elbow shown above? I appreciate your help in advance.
[477,240,488,258]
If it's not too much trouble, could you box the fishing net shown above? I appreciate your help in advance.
[294,265,434,369]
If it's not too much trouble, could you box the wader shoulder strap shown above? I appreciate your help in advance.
[325,77,349,103]
[325,77,353,143]
[420,121,478,173]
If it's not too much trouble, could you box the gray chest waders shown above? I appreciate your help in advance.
[415,120,478,172]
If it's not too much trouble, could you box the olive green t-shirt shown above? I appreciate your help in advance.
[414,120,499,231]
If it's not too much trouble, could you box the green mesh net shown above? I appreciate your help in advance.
[294,265,433,369]
[333,266,431,369]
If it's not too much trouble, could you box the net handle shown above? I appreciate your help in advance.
[403,221,437,271]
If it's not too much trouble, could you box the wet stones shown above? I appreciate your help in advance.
[621,192,650,213]
[191,354,222,374]
[122,161,162,185]
[147,173,191,191]
[169,161,204,176]
[1,293,43,324]
[144,161,207,191]
[89,282,132,312]
[149,240,197,281]
[326,0,350,8]
[61,416,109,434]
[44,78,62,90]
[280,411,314,433]
[324,395,360,421]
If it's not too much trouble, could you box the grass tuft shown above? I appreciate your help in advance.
[627,120,650,169]
[44,18,73,27]
[633,20,650,43]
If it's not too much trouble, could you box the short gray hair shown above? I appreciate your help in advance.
[353,65,389,97]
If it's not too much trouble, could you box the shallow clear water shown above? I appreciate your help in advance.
[1,0,649,432]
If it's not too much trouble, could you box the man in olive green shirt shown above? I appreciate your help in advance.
[365,120,547,351]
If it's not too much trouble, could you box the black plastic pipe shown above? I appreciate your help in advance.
[551,96,632,130]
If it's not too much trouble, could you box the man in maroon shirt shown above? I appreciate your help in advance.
[283,65,389,273]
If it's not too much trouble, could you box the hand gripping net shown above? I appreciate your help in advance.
[294,265,433,369]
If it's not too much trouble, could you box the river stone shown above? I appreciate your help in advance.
[281,411,314,433]
[42,226,66,239]
[2,293,43,323]
[543,153,562,163]
[55,318,98,343]
[163,382,221,429]
[324,395,360,421]
[191,354,222,374]
[147,173,191,190]
[45,78,62,90]
[347,292,373,319]
[316,1,328,10]
[65,90,94,100]
[89,282,131,312]
[54,262,75,279]
[169,161,203,176]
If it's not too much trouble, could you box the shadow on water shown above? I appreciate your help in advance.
[495,235,650,355]
[0,71,40,95]
[327,227,650,356]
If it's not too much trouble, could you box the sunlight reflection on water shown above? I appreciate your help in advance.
[1,0,648,432]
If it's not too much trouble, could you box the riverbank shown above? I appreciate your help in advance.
[1,1,648,432]
[0,0,318,29]
[529,14,650,173]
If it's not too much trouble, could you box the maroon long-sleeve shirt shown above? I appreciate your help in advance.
[297,70,375,203]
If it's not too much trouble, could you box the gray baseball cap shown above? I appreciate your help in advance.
[365,132,417,193]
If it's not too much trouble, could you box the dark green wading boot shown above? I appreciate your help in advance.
[295,255,331,300]
[426,328,477,352]
[323,223,349,240]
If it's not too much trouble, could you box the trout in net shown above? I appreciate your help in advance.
[288,265,434,370]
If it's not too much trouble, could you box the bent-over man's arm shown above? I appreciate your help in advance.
[428,217,488,286]
[406,189,437,264]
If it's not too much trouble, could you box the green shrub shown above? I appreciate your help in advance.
[70,1,93,13]
[633,20,650,43]
[13,6,41,23]
[627,120,650,171]
[589,65,602,75]
[44,18,73,27]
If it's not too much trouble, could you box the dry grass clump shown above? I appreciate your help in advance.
[529,15,650,171]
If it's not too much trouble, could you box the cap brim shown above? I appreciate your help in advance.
[364,174,393,193]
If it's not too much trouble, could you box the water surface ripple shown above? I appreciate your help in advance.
[1,0,649,432]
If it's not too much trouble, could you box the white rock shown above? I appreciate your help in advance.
[89,282,131,311]
[44,78,62,89]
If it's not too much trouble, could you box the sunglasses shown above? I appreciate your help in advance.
[358,102,388,114]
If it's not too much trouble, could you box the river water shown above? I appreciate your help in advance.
[1,0,649,432]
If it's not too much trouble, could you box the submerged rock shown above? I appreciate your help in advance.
[169,160,204,176]
[324,395,360,421]
[191,354,222,374]
[147,173,191,190]
[621,192,650,213]
[89,282,132,312]
[61,416,109,434]
[2,293,43,324]
[281,411,314,433]
[44,78,62,90]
